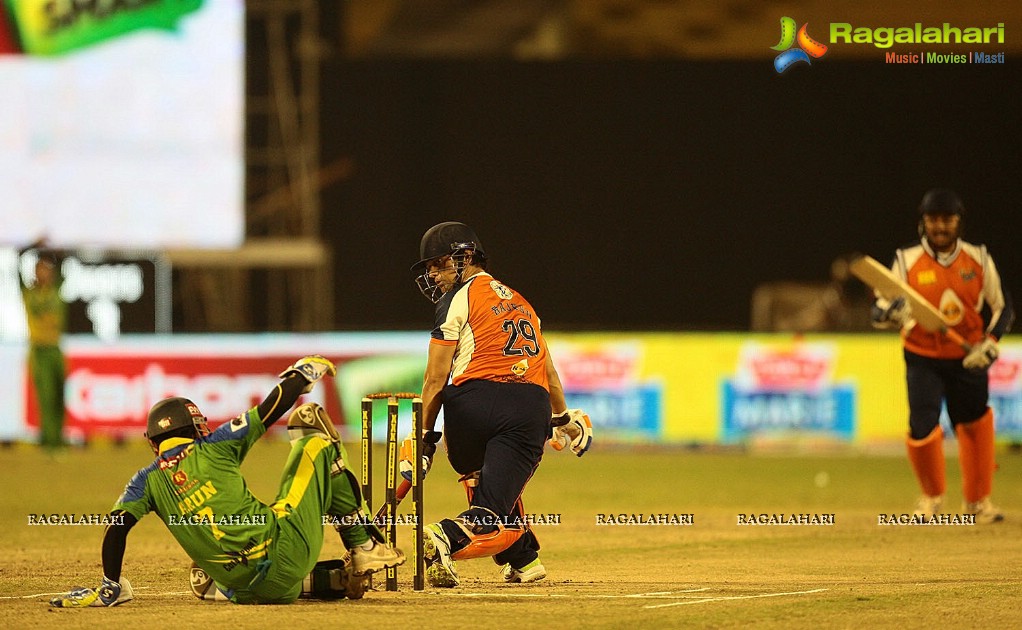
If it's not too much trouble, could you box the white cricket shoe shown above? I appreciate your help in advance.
[963,497,1004,524]
[502,559,546,583]
[351,541,406,575]
[913,494,943,518]
[423,523,459,587]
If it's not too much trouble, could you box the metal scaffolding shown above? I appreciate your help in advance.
[169,0,333,333]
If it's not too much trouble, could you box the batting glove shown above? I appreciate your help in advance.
[871,296,912,328]
[549,409,593,457]
[279,355,337,393]
[399,430,442,482]
[50,576,134,608]
[963,337,999,370]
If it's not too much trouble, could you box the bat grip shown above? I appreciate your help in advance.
[944,327,971,352]
[372,479,411,525]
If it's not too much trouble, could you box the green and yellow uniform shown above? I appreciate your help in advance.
[113,407,366,604]
[20,270,66,448]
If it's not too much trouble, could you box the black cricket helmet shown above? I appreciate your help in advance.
[410,221,485,272]
[411,222,487,303]
[145,397,210,453]
[917,188,965,237]
[919,188,964,218]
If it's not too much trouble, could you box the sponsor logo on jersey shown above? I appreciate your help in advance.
[939,288,965,325]
[490,280,514,300]
[917,270,937,285]
[172,471,188,486]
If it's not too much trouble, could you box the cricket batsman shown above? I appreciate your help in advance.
[408,221,593,587]
[871,189,1013,523]
[50,356,404,607]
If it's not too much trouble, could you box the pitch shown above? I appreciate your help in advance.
[2,440,1019,627]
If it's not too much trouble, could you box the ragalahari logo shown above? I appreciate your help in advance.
[772,17,828,73]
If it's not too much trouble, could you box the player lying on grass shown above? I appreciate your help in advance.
[51,356,404,607]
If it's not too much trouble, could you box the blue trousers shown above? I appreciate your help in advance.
[904,348,989,440]
[439,380,550,568]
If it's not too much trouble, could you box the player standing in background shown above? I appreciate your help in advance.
[409,221,592,587]
[18,239,67,452]
[871,189,1013,523]
[50,356,404,607]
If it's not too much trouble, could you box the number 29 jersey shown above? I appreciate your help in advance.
[432,272,551,391]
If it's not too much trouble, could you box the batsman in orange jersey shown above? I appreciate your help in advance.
[408,222,592,587]
[871,189,1014,523]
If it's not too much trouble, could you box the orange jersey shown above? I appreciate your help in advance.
[892,240,1010,359]
[431,272,550,389]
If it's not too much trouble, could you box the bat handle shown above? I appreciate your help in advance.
[372,479,412,526]
[944,327,972,352]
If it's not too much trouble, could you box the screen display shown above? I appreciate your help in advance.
[0,0,244,249]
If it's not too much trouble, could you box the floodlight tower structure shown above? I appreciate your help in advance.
[170,0,335,332]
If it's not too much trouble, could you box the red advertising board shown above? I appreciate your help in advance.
[25,354,340,438]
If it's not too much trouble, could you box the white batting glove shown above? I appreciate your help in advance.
[963,337,999,370]
[549,409,593,457]
[871,296,913,328]
[50,576,134,607]
[279,355,337,393]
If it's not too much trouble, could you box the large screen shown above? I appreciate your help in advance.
[0,0,244,249]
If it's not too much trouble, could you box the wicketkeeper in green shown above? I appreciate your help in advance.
[51,356,404,607]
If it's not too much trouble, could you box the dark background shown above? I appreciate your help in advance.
[320,59,1020,331]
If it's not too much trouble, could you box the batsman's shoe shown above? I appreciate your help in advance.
[912,494,943,518]
[423,523,460,588]
[963,497,1004,524]
[351,541,406,575]
[502,559,547,583]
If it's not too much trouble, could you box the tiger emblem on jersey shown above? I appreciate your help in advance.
[490,280,514,300]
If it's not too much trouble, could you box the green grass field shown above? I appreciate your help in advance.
[2,440,1019,628]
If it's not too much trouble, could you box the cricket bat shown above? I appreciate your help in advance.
[372,479,411,526]
[849,254,970,350]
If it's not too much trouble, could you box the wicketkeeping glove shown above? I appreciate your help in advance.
[871,296,912,328]
[399,430,442,482]
[50,576,134,608]
[963,336,999,370]
[279,355,337,394]
[549,409,593,457]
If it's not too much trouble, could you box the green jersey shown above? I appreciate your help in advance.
[21,279,65,347]
[113,408,279,591]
